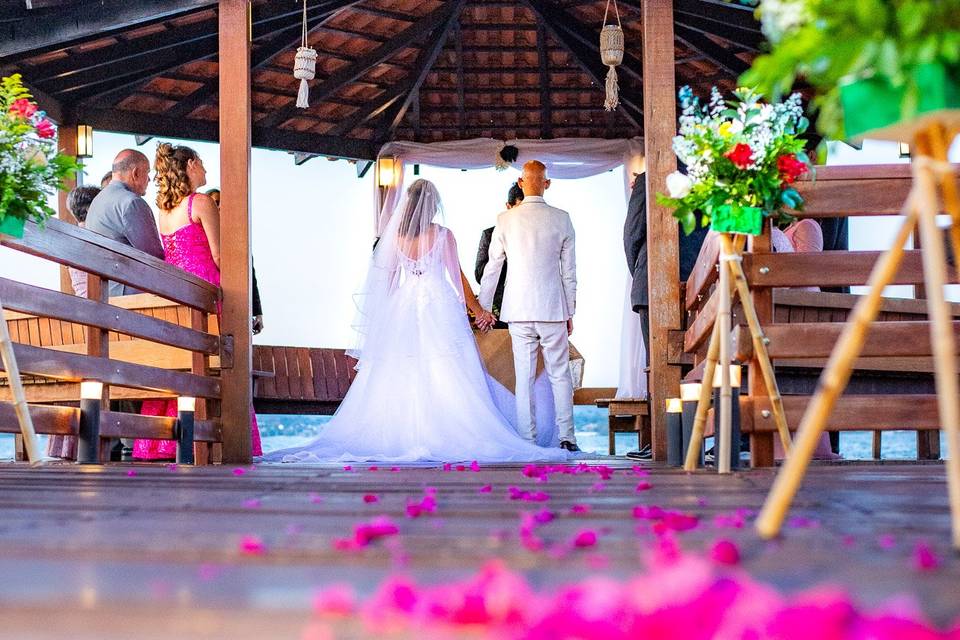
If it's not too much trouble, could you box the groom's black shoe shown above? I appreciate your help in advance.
[560,440,581,453]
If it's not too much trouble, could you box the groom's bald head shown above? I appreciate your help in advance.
[518,160,550,197]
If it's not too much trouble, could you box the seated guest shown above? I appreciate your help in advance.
[85,149,164,296]
[475,183,524,328]
[64,186,101,298]
[100,171,113,189]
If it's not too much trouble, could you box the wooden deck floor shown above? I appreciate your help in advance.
[0,460,957,638]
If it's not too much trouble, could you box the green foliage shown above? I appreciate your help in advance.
[0,74,80,226]
[742,0,960,139]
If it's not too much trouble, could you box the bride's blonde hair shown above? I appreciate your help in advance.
[155,142,199,211]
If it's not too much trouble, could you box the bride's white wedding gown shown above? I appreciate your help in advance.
[261,225,568,463]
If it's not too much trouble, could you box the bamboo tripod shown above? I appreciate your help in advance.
[756,122,960,549]
[0,294,43,463]
[684,232,794,473]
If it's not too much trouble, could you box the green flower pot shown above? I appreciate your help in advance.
[709,203,763,236]
[840,62,960,142]
[0,215,25,239]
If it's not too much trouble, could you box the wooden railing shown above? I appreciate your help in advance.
[683,164,956,466]
[0,218,223,463]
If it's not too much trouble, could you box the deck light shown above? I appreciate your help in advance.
[77,124,93,159]
[176,397,196,465]
[77,380,103,464]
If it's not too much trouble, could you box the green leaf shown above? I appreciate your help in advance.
[897,2,928,39]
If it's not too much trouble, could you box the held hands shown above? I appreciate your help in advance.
[567,317,574,336]
[474,309,496,332]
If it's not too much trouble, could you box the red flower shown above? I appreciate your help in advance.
[724,143,754,169]
[777,153,808,184]
[8,98,37,120]
[35,119,56,139]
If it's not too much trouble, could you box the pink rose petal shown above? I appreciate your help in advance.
[343,465,353,471]
[479,484,493,494]
[363,494,379,504]
[572,530,598,548]
[238,535,266,555]
[313,584,356,616]
[368,465,378,472]
[310,493,323,504]
[390,466,400,472]
[878,534,897,550]
[635,481,653,493]
[591,482,606,492]
[570,504,591,515]
[232,468,246,476]
[470,460,480,472]
[709,538,741,565]
[242,498,261,509]
[126,470,137,477]
[442,463,453,472]
[166,463,178,471]
[913,541,940,571]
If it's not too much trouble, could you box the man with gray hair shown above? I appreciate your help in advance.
[85,149,163,296]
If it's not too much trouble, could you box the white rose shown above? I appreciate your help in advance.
[728,119,744,135]
[666,171,693,199]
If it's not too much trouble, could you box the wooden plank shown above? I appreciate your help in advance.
[642,0,680,462]
[321,348,340,400]
[743,250,948,288]
[0,402,77,436]
[0,343,220,398]
[747,395,943,432]
[272,347,291,399]
[309,348,330,401]
[607,400,650,416]
[748,223,775,467]
[296,348,316,401]
[284,346,303,399]
[335,350,355,398]
[0,278,219,354]
[0,383,173,404]
[685,240,719,310]
[772,288,960,315]
[98,411,221,442]
[219,0,253,463]
[735,321,960,360]
[38,317,52,347]
[254,346,277,398]
[684,285,719,353]
[572,387,617,405]
[1,220,218,313]
[36,339,220,370]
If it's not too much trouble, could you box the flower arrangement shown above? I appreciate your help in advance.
[741,0,960,140]
[0,74,79,236]
[656,86,813,236]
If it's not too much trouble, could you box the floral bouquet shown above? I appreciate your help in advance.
[656,86,813,236]
[0,73,79,237]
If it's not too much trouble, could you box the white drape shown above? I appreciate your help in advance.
[372,136,648,399]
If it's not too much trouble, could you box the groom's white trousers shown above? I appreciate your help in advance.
[508,321,576,445]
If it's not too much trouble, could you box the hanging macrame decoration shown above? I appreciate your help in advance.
[600,0,624,111]
[293,0,317,109]
[495,144,519,171]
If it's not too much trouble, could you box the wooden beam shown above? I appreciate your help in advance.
[166,0,361,119]
[537,22,553,139]
[742,250,948,288]
[218,0,252,463]
[522,0,642,128]
[747,395,944,433]
[672,0,761,33]
[134,134,154,146]
[73,106,376,160]
[56,118,77,295]
[257,3,456,130]
[673,13,763,51]
[293,152,317,166]
[642,0,680,462]
[674,24,750,77]
[0,0,215,60]
[377,0,465,141]
[541,6,645,84]
[454,21,466,138]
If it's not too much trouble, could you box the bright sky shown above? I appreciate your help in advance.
[3,132,958,388]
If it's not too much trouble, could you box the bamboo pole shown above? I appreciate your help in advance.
[927,122,960,282]
[683,320,720,471]
[721,234,792,455]
[0,295,43,462]
[756,191,919,539]
[716,233,734,474]
[912,146,960,550]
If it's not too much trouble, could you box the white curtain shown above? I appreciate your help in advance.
[373,137,648,397]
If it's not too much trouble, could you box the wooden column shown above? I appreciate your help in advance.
[218,0,253,463]
[748,222,775,466]
[57,123,78,295]
[642,0,680,461]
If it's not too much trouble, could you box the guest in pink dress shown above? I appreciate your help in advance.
[134,143,261,460]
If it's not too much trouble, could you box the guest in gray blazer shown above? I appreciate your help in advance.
[85,149,164,297]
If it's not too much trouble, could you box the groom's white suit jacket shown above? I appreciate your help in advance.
[479,195,577,323]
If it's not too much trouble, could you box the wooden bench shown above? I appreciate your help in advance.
[595,397,649,456]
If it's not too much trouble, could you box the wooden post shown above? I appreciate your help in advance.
[191,309,211,465]
[747,223,776,466]
[219,0,253,463]
[57,123,78,295]
[86,274,109,462]
[716,235,733,474]
[642,0,680,461]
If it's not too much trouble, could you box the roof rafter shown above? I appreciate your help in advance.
[673,24,750,77]
[257,2,457,130]
[521,0,642,128]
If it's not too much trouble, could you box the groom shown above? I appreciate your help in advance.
[479,161,579,452]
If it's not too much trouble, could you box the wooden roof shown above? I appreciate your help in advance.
[0,0,762,160]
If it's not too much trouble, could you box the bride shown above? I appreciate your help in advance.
[262,179,568,463]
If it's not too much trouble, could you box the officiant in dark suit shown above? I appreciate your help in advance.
[624,171,708,351]
[474,183,525,329]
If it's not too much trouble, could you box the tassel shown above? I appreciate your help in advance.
[604,65,619,111]
[296,78,310,109]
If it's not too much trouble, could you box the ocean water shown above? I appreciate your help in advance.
[2,407,939,461]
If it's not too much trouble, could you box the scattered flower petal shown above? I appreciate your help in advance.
[242,498,261,509]
[572,530,598,548]
[479,484,493,494]
[238,535,266,555]
[570,504,591,515]
[232,468,246,476]
[126,470,137,477]
[913,541,940,572]
[709,538,740,565]
[635,482,653,492]
[363,494,379,504]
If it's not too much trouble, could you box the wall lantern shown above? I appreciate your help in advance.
[377,156,397,188]
[77,124,94,159]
